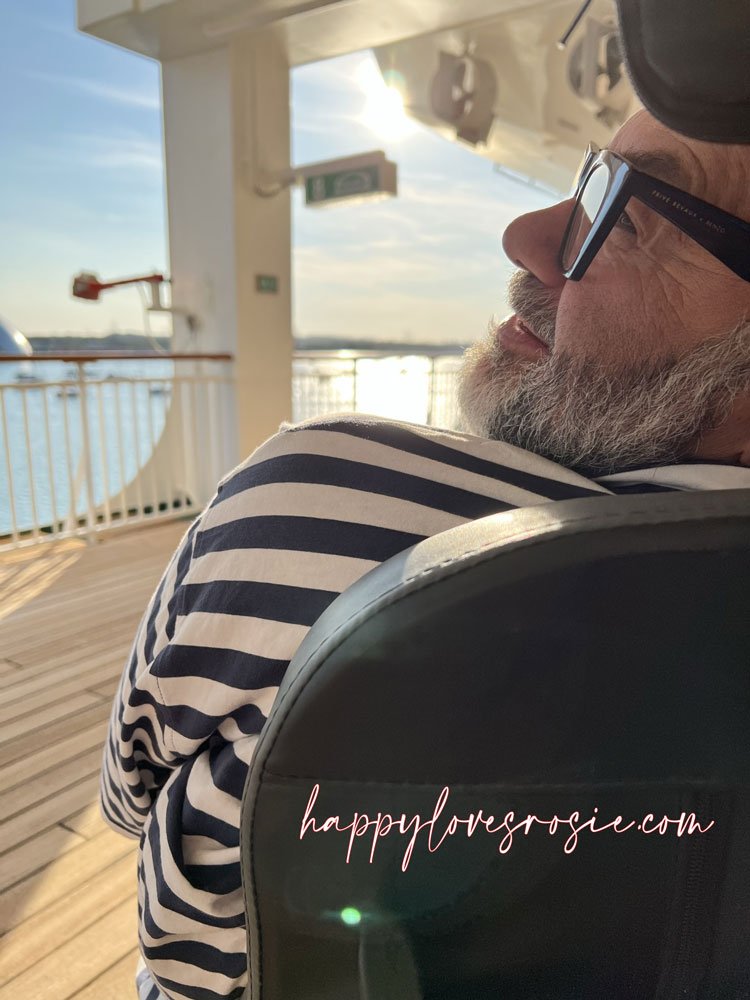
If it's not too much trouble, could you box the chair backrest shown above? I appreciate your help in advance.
[240,489,750,1000]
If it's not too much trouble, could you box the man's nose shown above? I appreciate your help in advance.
[501,198,576,288]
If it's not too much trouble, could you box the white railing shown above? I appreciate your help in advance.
[0,347,465,551]
[293,349,465,429]
[0,353,234,550]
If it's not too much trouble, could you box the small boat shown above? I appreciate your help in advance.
[56,385,80,398]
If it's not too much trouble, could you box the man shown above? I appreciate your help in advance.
[101,109,750,1000]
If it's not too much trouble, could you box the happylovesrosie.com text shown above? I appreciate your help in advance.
[299,784,714,871]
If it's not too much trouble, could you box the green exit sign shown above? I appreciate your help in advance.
[304,159,397,208]
[256,275,278,294]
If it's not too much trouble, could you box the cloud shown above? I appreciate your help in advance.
[25,71,160,111]
[398,179,539,217]
[5,132,163,182]
[293,173,547,254]
[294,119,342,137]
[295,278,499,344]
[294,242,492,292]
[81,134,163,171]
[0,221,89,258]
[27,132,164,173]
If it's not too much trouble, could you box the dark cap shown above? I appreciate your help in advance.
[615,0,750,143]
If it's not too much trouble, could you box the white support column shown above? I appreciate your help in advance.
[161,28,293,497]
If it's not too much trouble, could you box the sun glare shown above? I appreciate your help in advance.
[355,58,419,141]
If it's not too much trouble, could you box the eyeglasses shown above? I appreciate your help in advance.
[559,142,750,282]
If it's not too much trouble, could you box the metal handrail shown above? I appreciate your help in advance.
[294,347,466,359]
[0,352,233,362]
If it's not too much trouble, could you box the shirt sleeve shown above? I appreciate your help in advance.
[100,491,281,999]
[99,427,355,1000]
[100,511,205,840]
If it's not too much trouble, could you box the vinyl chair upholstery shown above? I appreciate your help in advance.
[240,489,750,1000]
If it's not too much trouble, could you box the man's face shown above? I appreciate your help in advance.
[457,109,750,475]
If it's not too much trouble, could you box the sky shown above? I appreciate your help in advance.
[0,0,557,344]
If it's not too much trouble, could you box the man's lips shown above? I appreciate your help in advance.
[496,314,551,359]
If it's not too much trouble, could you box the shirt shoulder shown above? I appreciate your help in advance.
[215,412,610,506]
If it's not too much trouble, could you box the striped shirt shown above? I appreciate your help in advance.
[99,413,750,1000]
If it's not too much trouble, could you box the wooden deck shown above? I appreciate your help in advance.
[0,520,190,999]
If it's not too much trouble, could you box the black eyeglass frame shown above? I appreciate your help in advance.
[559,142,750,283]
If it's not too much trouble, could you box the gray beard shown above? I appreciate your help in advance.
[457,317,750,477]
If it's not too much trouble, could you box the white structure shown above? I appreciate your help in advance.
[77,0,640,483]
[0,317,32,356]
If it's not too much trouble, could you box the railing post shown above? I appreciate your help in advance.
[352,358,358,412]
[76,361,98,543]
[0,388,19,545]
[426,356,436,426]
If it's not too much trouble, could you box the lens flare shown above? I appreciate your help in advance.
[340,906,362,926]
[354,57,419,141]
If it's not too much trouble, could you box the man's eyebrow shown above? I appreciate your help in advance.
[616,148,691,190]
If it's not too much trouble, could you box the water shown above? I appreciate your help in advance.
[0,359,174,537]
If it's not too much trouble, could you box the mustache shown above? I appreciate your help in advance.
[505,270,558,348]
[460,307,750,476]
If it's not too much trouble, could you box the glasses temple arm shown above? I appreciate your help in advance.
[632,176,750,282]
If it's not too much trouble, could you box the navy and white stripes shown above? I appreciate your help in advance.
[100,413,748,1000]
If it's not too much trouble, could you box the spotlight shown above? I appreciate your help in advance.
[429,51,498,146]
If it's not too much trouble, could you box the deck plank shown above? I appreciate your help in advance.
[90,677,121,698]
[0,825,86,893]
[1,556,172,624]
[4,615,152,668]
[0,829,134,934]
[62,801,111,841]
[0,746,104,821]
[0,637,134,690]
[1,581,158,636]
[70,950,141,1000]
[0,692,103,746]
[0,520,189,997]
[0,852,137,982]
[0,720,108,794]
[0,658,124,713]
[0,700,113,769]
[0,772,102,854]
[0,897,138,1000]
